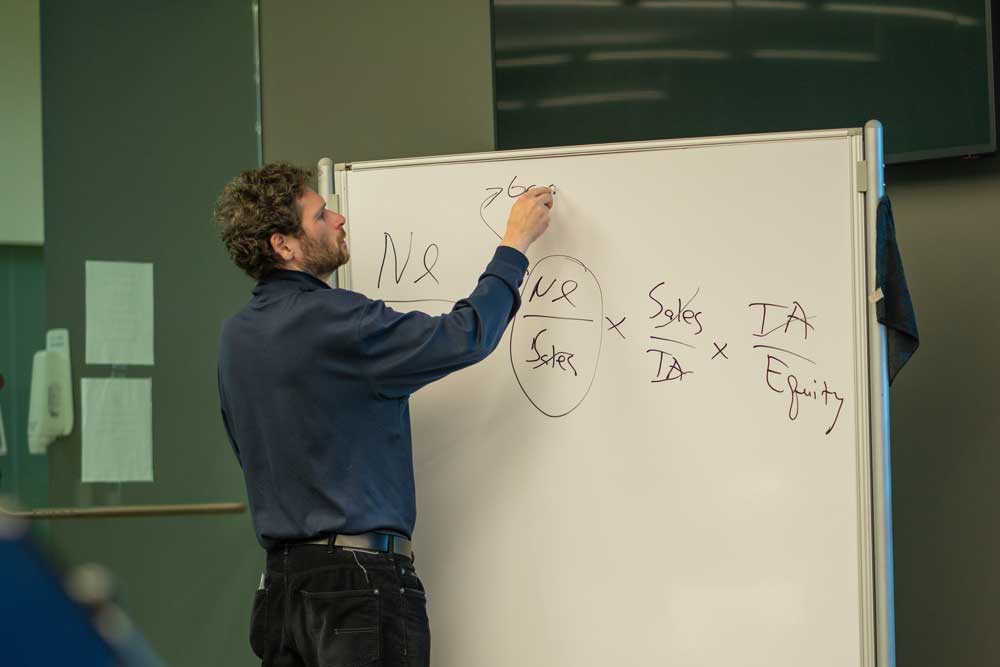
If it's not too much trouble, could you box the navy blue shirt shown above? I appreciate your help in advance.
[218,246,528,549]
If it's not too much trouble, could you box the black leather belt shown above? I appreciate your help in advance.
[302,532,412,559]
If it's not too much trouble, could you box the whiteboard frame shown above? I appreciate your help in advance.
[864,120,895,667]
[321,123,895,667]
[337,127,856,171]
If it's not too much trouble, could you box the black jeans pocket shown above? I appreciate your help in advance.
[249,589,269,659]
[302,588,381,667]
[401,587,430,667]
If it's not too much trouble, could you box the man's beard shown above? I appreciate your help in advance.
[300,233,349,277]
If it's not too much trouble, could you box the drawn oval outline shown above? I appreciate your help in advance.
[509,255,604,418]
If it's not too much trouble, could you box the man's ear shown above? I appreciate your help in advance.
[270,232,293,262]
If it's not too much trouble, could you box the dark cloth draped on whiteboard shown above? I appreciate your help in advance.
[875,196,919,383]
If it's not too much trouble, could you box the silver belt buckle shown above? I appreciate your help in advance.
[335,532,412,558]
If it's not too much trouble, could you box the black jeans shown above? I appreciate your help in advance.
[250,544,430,667]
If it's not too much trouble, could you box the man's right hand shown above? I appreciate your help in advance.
[500,186,554,255]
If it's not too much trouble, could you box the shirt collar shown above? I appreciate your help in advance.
[253,269,331,297]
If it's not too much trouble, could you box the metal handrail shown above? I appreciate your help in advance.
[0,502,246,519]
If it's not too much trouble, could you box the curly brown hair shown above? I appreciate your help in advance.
[214,162,314,279]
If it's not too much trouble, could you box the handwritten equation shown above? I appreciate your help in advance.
[370,175,849,437]
[510,258,846,435]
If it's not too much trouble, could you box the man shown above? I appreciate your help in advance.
[214,162,553,666]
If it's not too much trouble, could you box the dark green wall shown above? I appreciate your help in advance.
[0,245,47,510]
[41,2,262,664]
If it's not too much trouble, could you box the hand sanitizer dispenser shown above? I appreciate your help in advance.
[27,329,74,454]
[0,374,7,456]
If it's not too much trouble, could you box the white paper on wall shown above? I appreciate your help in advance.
[81,378,152,482]
[85,261,154,365]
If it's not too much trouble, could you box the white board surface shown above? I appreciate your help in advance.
[338,129,875,667]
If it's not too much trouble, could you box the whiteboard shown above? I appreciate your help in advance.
[334,128,882,667]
